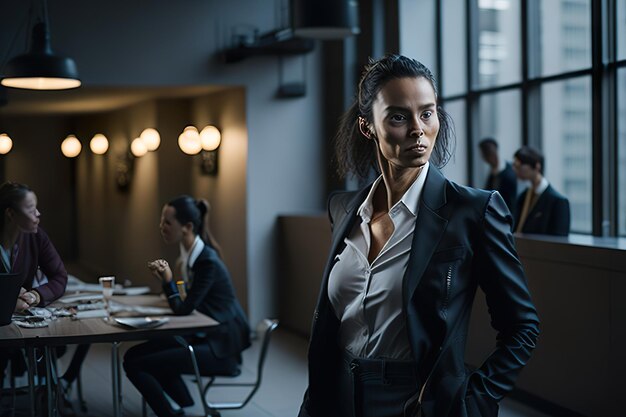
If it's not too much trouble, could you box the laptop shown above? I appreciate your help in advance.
[0,273,24,326]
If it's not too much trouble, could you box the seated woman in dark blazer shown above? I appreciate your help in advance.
[298,55,539,417]
[0,182,68,385]
[123,195,250,417]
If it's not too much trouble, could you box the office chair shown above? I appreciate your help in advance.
[142,319,279,417]
[199,319,279,417]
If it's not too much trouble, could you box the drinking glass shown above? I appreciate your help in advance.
[99,276,115,317]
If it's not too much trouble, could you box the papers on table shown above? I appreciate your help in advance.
[58,293,103,304]
[75,309,109,319]
[66,275,151,296]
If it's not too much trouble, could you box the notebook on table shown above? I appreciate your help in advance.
[0,273,24,326]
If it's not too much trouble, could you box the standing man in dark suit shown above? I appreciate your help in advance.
[512,146,570,236]
[478,138,517,212]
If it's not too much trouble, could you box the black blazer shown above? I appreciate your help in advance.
[484,162,517,213]
[163,244,251,359]
[514,185,570,236]
[298,167,539,417]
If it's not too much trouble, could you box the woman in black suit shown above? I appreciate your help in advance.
[123,195,250,417]
[298,55,539,417]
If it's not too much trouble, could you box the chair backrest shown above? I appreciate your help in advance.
[255,318,279,381]
[239,318,278,407]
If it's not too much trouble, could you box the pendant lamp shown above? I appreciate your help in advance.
[1,2,80,90]
[292,0,360,39]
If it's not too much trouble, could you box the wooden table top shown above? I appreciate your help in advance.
[0,294,218,347]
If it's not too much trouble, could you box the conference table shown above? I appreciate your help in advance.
[0,294,219,417]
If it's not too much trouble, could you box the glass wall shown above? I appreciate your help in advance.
[473,90,521,187]
[541,77,592,233]
[405,0,626,235]
[618,0,626,61]
[537,0,591,77]
[476,0,521,88]
[619,69,626,236]
[442,0,467,96]
[441,99,468,184]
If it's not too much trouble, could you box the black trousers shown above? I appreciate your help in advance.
[123,337,239,417]
[336,351,420,417]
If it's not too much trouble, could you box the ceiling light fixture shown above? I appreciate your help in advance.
[1,0,80,90]
[292,0,360,39]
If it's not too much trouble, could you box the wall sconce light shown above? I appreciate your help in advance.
[140,128,160,151]
[1,1,80,90]
[199,125,221,175]
[89,133,109,155]
[130,137,148,158]
[0,134,13,155]
[116,137,146,191]
[178,126,202,155]
[61,134,81,158]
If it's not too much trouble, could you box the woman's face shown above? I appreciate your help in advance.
[369,76,440,171]
[159,205,183,244]
[14,191,40,233]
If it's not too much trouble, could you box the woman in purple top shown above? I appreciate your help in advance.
[0,182,69,399]
[0,182,67,308]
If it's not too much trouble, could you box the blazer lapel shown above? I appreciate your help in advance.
[321,187,370,280]
[404,167,449,303]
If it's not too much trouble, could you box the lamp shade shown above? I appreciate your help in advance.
[292,0,360,39]
[61,135,81,158]
[178,126,202,155]
[90,134,109,155]
[140,128,160,151]
[130,138,148,157]
[0,134,12,154]
[200,125,221,151]
[1,23,80,90]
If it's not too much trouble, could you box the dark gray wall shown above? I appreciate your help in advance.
[0,0,326,324]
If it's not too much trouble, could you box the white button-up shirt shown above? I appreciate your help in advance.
[328,163,429,359]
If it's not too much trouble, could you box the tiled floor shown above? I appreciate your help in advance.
[6,329,553,417]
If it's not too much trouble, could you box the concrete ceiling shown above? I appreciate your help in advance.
[0,85,226,116]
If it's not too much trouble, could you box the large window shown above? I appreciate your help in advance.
[537,0,591,77]
[413,0,626,236]
[541,77,592,233]
[441,99,468,184]
[476,0,521,88]
[618,0,626,61]
[473,90,521,187]
[441,0,467,96]
[619,69,626,236]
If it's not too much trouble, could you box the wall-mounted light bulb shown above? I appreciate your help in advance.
[178,126,202,155]
[61,135,82,158]
[130,137,148,157]
[0,134,13,154]
[200,125,221,151]
[140,128,160,151]
[90,133,109,155]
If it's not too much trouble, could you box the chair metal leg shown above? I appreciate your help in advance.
[76,371,87,412]
[26,347,36,417]
[111,341,122,417]
[173,336,212,417]
[44,346,57,417]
